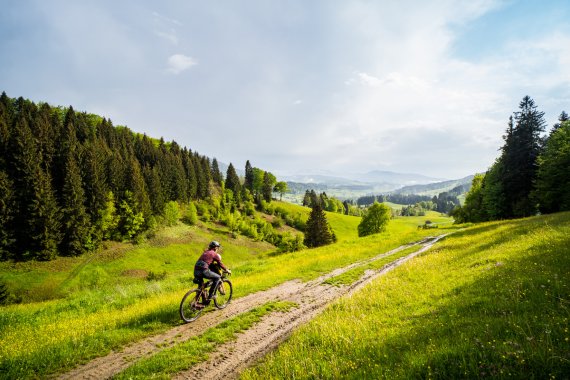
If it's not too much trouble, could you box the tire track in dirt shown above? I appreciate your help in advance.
[57,235,447,380]
[173,234,448,380]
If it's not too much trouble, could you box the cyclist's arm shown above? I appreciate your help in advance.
[214,253,229,271]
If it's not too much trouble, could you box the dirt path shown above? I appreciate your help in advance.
[58,234,447,380]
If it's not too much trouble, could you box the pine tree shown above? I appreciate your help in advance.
[262,172,273,202]
[244,160,254,192]
[501,96,546,217]
[304,203,334,248]
[302,190,312,207]
[60,149,92,256]
[126,157,152,220]
[144,164,166,215]
[200,156,212,197]
[8,114,62,260]
[225,163,241,197]
[194,153,209,199]
[211,158,223,186]
[32,168,62,260]
[552,111,569,132]
[82,139,109,229]
[0,170,15,260]
[535,119,570,213]
[182,149,198,200]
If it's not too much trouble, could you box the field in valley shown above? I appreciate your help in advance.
[0,202,453,379]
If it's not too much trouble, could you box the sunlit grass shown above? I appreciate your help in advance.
[242,212,570,379]
[0,207,453,378]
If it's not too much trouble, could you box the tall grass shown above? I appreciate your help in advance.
[0,207,453,378]
[242,212,570,379]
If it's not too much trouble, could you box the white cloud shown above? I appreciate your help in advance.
[167,54,197,74]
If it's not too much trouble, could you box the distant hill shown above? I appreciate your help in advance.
[281,171,469,201]
[342,170,446,185]
[391,175,474,196]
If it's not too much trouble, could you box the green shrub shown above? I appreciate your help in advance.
[146,271,167,281]
[182,202,198,225]
[163,201,180,226]
[0,280,9,305]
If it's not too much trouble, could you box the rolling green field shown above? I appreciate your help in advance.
[242,212,570,379]
[0,203,452,379]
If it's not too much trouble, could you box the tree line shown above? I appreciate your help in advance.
[357,192,461,215]
[0,93,281,261]
[452,96,570,222]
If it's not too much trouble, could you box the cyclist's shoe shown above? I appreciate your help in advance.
[219,285,226,295]
[194,303,205,309]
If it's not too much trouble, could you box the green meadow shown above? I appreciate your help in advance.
[242,211,570,379]
[0,202,452,379]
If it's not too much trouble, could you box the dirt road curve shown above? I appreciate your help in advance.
[59,234,448,380]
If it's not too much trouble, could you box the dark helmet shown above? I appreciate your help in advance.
[208,241,221,250]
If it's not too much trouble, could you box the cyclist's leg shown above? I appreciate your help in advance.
[202,269,221,300]
[193,269,207,304]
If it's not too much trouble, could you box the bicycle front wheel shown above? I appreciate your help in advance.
[214,279,233,309]
[180,289,203,322]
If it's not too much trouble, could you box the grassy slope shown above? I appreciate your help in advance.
[242,211,570,379]
[0,204,452,379]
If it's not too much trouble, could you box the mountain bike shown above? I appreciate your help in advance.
[179,272,233,323]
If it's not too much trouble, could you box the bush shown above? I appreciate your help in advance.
[146,271,167,281]
[163,201,180,226]
[182,202,198,225]
[0,280,9,305]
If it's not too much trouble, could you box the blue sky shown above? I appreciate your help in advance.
[1,0,569,180]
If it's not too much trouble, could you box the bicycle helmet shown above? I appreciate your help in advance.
[208,241,221,250]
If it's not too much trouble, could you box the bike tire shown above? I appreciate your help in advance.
[180,289,203,323]
[213,279,233,309]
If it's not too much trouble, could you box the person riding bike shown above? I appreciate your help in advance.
[193,241,231,308]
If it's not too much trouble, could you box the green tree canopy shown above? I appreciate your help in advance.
[535,119,570,213]
[273,181,288,201]
[357,202,391,237]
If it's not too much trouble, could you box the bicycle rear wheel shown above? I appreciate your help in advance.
[214,279,233,309]
[180,289,203,322]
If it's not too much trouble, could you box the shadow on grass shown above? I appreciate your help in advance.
[357,219,570,379]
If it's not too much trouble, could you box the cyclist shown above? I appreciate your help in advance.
[193,241,231,308]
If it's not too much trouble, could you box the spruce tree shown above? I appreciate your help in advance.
[182,149,198,200]
[211,158,223,186]
[262,172,273,202]
[304,203,334,248]
[126,158,152,220]
[0,170,15,260]
[194,153,209,199]
[58,114,92,256]
[82,139,108,228]
[302,190,312,207]
[535,119,570,213]
[244,160,254,192]
[60,150,92,256]
[502,96,546,217]
[8,114,62,260]
[144,164,166,215]
[225,163,241,197]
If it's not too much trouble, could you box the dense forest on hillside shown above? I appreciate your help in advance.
[0,93,291,261]
[454,96,570,222]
